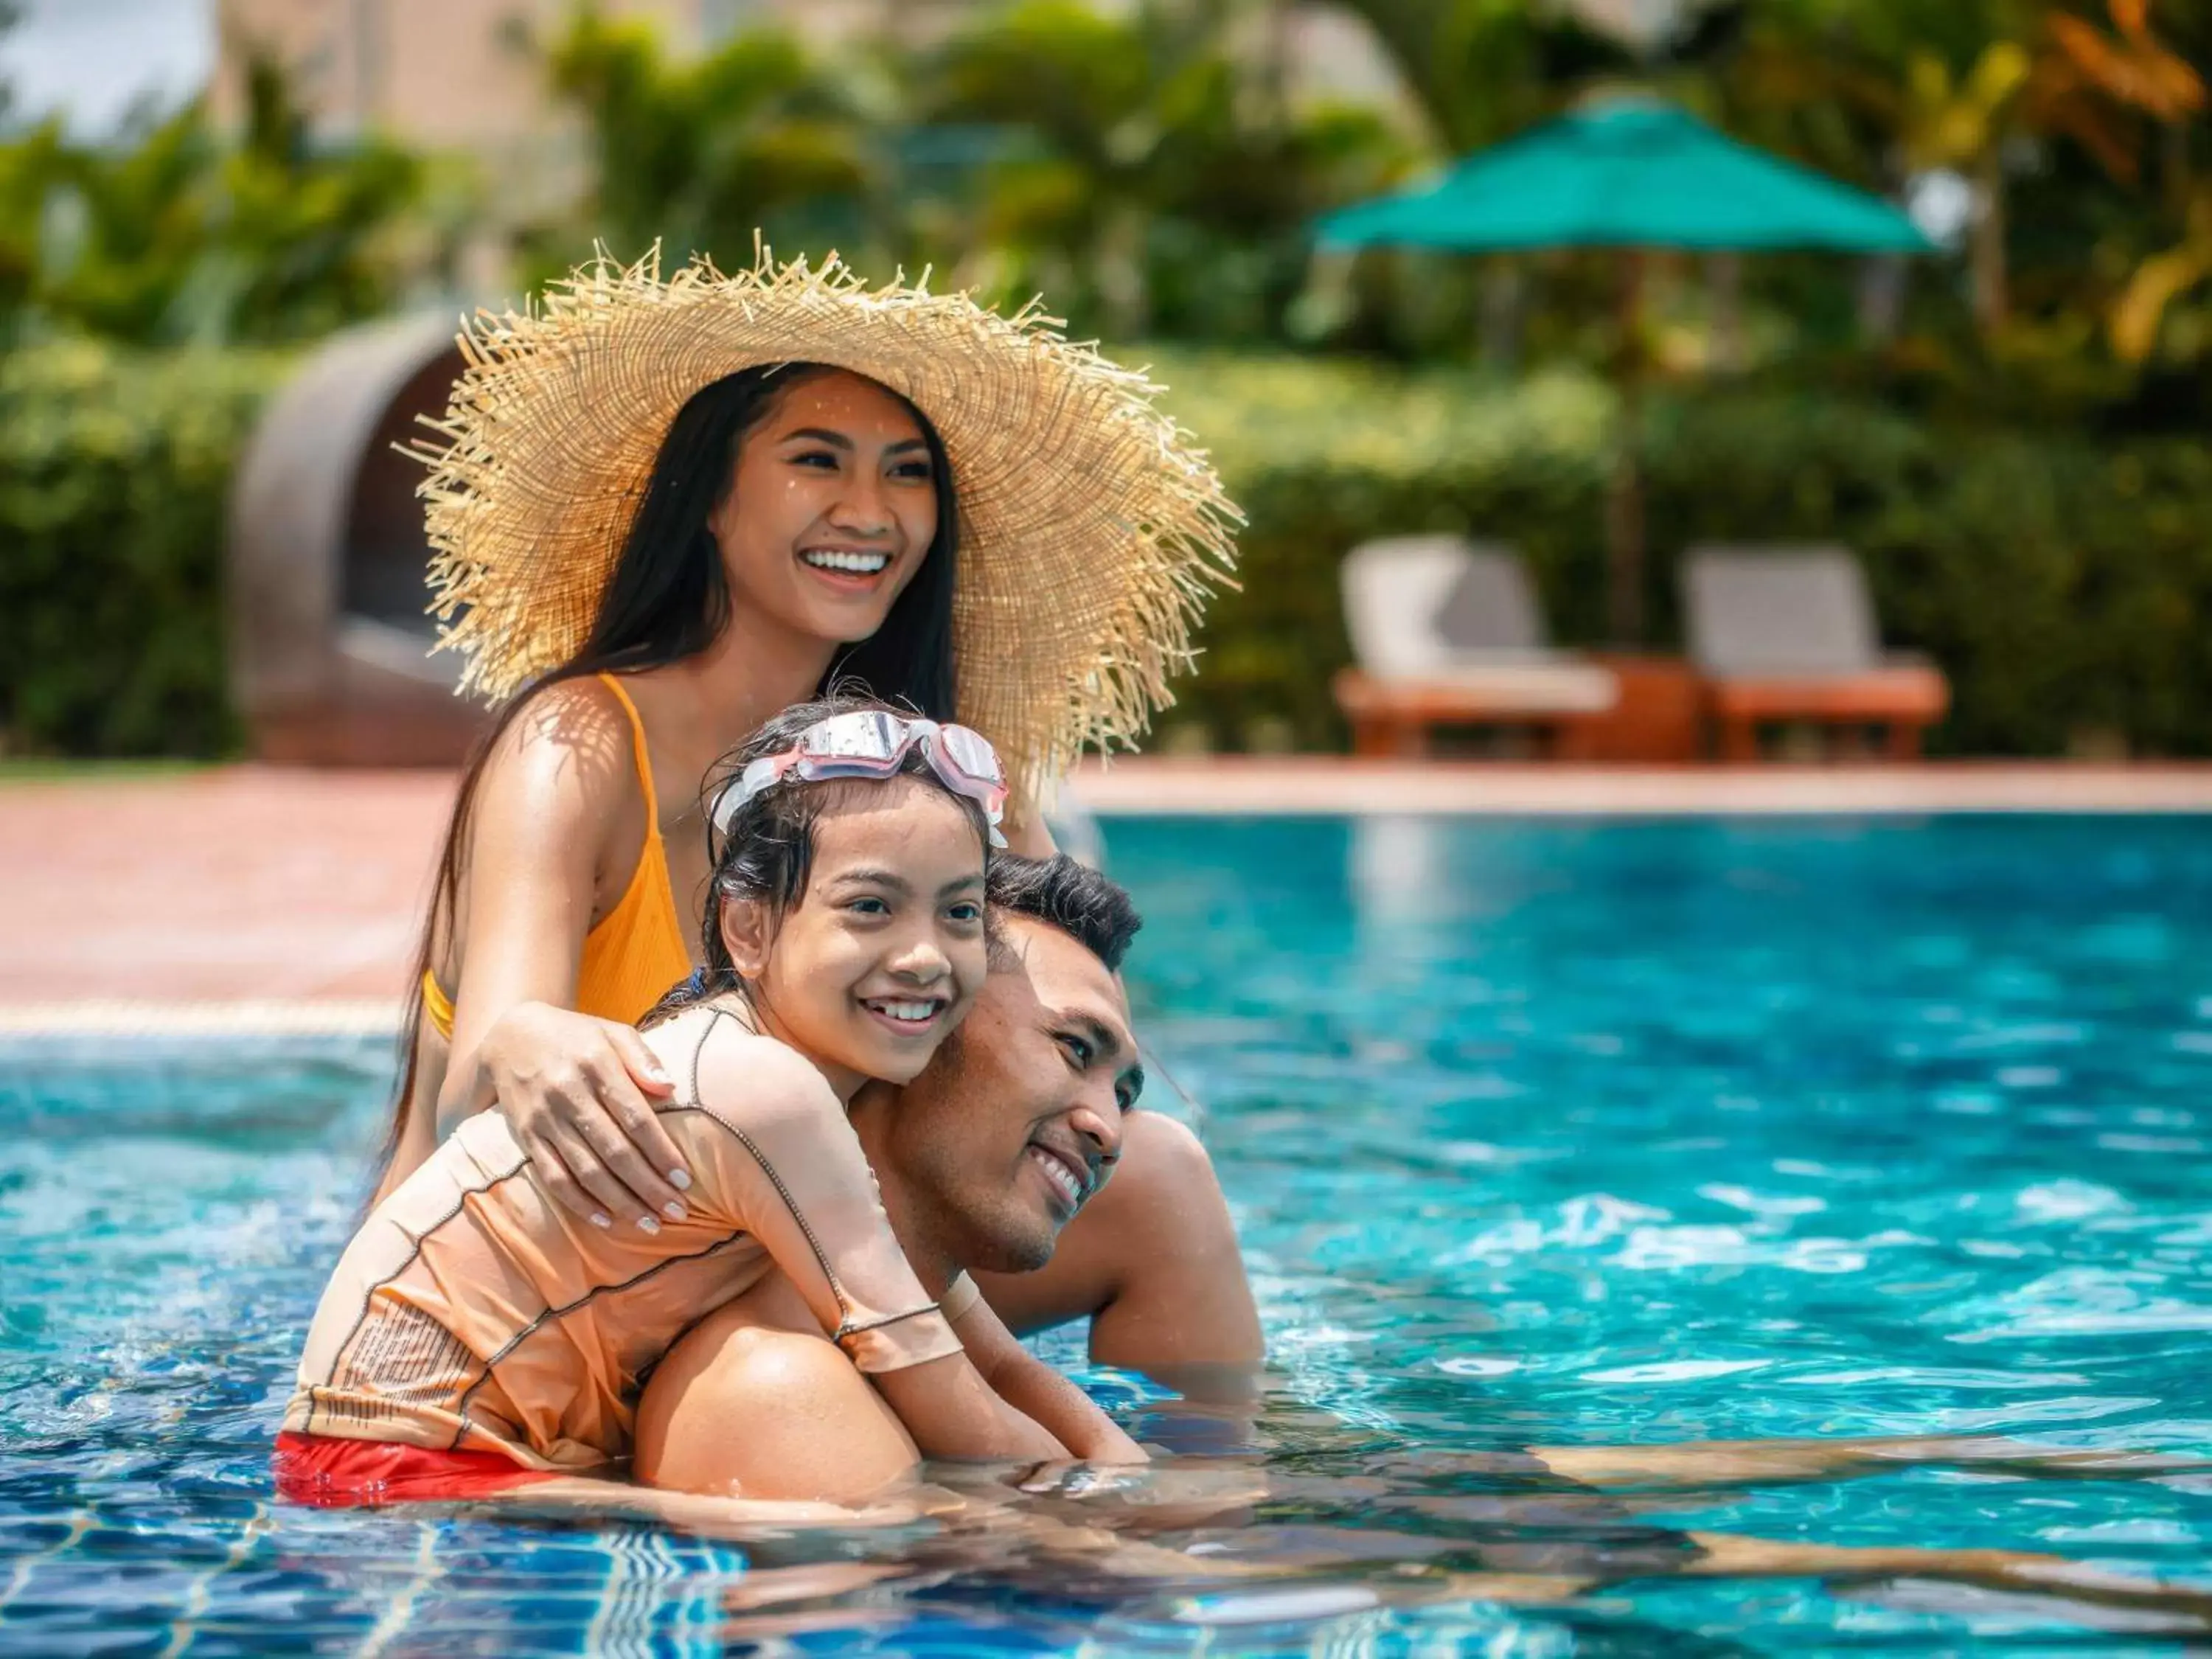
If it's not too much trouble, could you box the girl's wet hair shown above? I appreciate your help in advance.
[641,690,992,1028]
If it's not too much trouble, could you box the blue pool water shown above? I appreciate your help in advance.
[5,813,2212,1655]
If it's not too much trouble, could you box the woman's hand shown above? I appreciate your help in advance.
[451,1001,691,1234]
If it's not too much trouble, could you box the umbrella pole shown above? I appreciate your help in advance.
[1604,250,1648,646]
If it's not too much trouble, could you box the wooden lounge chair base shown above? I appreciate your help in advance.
[1683,547,1952,763]
[1705,666,1949,761]
[1333,668,1615,760]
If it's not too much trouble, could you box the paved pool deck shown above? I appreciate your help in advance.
[5,759,2211,1027]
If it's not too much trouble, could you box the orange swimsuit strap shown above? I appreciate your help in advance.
[422,672,693,1040]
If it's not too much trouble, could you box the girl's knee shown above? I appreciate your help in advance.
[636,1315,918,1500]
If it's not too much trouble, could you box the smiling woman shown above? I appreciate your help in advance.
[389,358,964,1192]
[368,247,1257,1385]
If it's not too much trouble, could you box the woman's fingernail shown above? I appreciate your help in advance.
[667,1169,692,1192]
[663,1200,687,1222]
[590,1212,612,1231]
[637,1215,661,1236]
[644,1064,672,1088]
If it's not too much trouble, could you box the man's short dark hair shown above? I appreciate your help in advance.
[986,855,1142,972]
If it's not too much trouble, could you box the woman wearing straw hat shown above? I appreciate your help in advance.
[378,247,1262,1382]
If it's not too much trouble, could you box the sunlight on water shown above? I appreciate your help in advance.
[4,815,2212,1654]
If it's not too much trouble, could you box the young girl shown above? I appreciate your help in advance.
[277,695,1076,1507]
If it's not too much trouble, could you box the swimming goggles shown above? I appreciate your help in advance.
[714,712,1009,848]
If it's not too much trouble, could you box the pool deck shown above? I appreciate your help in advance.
[5,758,2211,1028]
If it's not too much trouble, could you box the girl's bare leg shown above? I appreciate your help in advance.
[633,1278,924,1505]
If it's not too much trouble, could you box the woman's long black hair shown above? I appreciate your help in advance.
[378,362,961,1173]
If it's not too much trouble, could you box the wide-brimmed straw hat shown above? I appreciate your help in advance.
[414,245,1239,801]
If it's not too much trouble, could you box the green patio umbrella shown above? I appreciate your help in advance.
[1316,95,1933,642]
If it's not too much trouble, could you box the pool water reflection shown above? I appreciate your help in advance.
[4,813,2212,1654]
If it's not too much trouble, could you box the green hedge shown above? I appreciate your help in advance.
[1141,349,2212,757]
[4,338,2208,759]
[0,341,286,757]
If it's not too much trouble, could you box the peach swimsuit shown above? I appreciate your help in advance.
[285,1006,970,1474]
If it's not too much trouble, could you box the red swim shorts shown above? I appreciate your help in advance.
[272,1431,558,1508]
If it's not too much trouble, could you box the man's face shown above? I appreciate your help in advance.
[880,915,1143,1273]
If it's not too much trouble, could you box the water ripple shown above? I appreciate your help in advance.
[7,818,2212,1651]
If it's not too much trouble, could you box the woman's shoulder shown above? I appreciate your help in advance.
[498,672,638,763]
[474,674,643,835]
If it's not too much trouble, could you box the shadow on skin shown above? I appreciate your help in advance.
[394,676,644,1183]
[449,677,643,952]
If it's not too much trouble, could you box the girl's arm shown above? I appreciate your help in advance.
[686,1029,1068,1464]
[870,1354,1068,1465]
[420,679,688,1228]
[945,1276,1147,1463]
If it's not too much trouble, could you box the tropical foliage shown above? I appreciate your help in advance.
[534,2,1411,344]
[0,340,285,756]
[512,0,2212,408]
[0,58,459,347]
[1142,347,2212,758]
[12,338,2211,761]
[4,1,2209,757]
[6,1,2205,383]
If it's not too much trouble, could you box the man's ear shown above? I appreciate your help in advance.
[720,894,773,981]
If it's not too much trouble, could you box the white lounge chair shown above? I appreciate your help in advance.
[1681,546,1948,759]
[1333,536,1617,757]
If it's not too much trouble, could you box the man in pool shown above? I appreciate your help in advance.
[633,852,1160,1499]
[280,850,1158,1509]
[628,854,2211,1507]
[619,855,2175,1509]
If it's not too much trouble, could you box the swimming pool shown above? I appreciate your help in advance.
[4,813,2211,1654]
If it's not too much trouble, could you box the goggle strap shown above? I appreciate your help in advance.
[714,722,1007,844]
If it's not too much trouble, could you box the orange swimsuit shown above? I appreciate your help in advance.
[422,672,693,1037]
[284,1006,971,1481]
